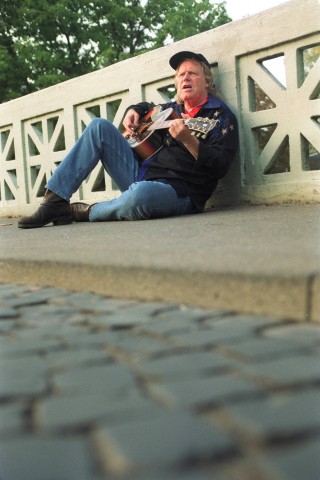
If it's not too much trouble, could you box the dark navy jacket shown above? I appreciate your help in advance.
[127,94,238,211]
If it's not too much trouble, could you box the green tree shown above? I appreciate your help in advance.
[0,0,231,103]
[154,0,230,46]
[0,0,33,100]
[303,45,320,78]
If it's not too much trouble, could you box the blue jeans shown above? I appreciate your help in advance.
[47,118,198,221]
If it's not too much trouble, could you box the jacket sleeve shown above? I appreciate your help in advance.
[195,110,238,179]
[124,102,155,118]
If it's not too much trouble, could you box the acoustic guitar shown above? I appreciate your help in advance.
[123,106,218,161]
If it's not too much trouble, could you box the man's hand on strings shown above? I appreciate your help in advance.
[169,114,200,160]
[122,109,140,136]
[169,116,190,143]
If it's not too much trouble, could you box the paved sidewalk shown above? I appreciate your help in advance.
[0,284,319,480]
[1,204,320,321]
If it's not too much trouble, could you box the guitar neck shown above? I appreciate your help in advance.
[147,119,181,132]
[144,115,217,138]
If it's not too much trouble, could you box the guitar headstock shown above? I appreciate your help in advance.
[186,117,219,139]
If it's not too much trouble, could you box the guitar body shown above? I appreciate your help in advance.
[124,107,178,161]
[127,130,163,162]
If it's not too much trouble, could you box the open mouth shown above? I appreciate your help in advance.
[182,84,192,90]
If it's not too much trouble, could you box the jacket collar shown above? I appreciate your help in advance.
[175,94,222,113]
[202,94,222,109]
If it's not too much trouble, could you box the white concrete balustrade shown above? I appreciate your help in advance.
[0,0,319,217]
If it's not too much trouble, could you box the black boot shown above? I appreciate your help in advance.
[18,190,72,229]
[70,202,91,222]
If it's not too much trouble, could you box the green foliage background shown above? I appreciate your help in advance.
[0,0,230,103]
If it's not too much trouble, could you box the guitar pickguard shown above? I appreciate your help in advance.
[124,107,174,161]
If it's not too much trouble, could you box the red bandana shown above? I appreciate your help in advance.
[184,97,208,117]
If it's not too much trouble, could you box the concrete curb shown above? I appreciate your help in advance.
[1,259,318,322]
[1,205,319,322]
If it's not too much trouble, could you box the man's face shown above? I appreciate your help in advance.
[176,59,209,105]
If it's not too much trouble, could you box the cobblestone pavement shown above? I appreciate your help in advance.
[0,283,319,480]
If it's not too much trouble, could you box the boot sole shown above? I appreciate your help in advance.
[18,216,73,229]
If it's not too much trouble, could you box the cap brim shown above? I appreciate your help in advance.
[169,51,210,70]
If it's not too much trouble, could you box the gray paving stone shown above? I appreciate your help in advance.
[122,470,224,480]
[35,389,164,431]
[18,303,80,324]
[95,410,235,470]
[106,333,173,355]
[168,316,281,347]
[44,348,110,370]
[0,284,32,296]
[16,321,91,338]
[0,320,17,332]
[227,390,320,438]
[91,302,178,328]
[160,374,263,407]
[169,328,228,348]
[264,323,320,343]
[122,301,178,316]
[137,351,236,379]
[0,306,20,319]
[243,353,320,384]
[2,287,69,308]
[142,308,230,335]
[51,291,138,312]
[157,306,221,322]
[0,356,48,397]
[0,435,94,480]
[0,403,26,434]
[222,336,308,361]
[53,363,135,394]
[135,317,195,336]
[201,314,281,331]
[51,329,123,348]
[0,332,65,356]
[267,437,320,480]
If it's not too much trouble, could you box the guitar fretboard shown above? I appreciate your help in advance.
[147,119,180,131]
[146,117,218,135]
